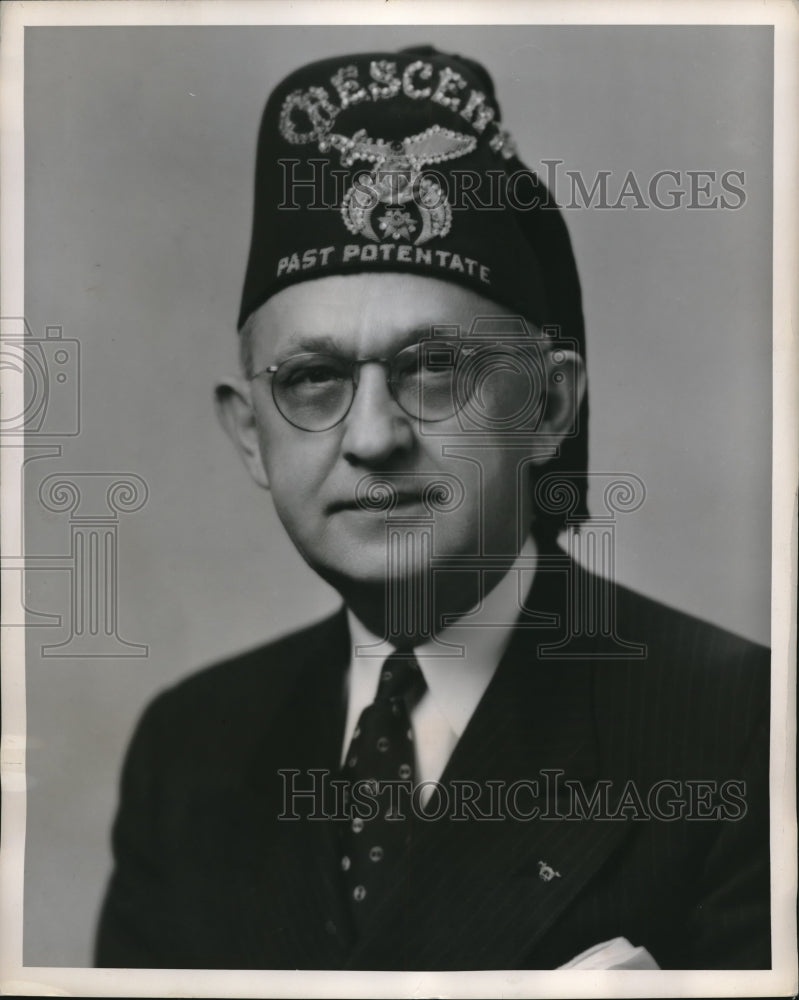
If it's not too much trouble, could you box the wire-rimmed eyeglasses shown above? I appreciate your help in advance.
[249,341,470,432]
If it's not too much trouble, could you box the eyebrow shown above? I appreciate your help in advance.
[277,326,442,360]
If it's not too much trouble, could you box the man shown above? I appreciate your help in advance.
[95,46,770,971]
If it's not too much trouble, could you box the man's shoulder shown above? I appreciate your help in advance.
[588,574,770,748]
[543,546,768,672]
[565,573,771,779]
[545,558,770,731]
[138,607,347,735]
[610,574,769,671]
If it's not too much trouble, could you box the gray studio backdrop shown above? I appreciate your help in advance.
[22,25,772,965]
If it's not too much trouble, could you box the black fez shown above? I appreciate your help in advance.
[239,45,589,530]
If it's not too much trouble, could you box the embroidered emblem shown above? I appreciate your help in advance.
[334,125,475,245]
[378,206,417,241]
[278,82,478,245]
[538,860,561,882]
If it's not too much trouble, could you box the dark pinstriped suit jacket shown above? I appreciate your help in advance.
[95,555,770,970]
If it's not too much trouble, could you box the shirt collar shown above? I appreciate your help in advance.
[346,534,538,739]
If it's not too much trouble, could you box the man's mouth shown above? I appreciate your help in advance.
[328,492,424,514]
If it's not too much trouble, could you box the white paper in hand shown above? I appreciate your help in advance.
[558,936,660,970]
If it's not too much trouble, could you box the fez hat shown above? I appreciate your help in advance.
[239,45,589,529]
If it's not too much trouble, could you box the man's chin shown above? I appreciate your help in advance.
[310,554,432,592]
[298,534,432,593]
[289,515,478,595]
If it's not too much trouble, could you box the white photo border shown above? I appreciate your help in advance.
[1,1,796,997]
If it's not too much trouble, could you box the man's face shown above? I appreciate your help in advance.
[220,272,578,594]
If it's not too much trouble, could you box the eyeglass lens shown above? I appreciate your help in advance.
[269,340,545,432]
[270,343,459,431]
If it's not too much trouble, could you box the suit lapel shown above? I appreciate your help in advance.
[346,560,634,970]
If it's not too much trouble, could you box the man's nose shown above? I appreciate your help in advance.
[340,364,415,465]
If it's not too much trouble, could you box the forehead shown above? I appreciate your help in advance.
[246,272,518,361]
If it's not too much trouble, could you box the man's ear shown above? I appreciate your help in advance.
[528,347,587,466]
[214,376,270,489]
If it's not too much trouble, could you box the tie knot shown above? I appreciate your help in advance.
[375,651,425,704]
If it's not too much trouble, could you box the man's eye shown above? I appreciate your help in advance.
[287,365,344,387]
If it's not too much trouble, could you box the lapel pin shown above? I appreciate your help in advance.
[538,860,561,882]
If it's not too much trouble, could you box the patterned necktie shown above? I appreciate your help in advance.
[339,650,426,932]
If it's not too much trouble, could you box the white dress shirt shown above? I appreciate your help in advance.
[342,535,538,798]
